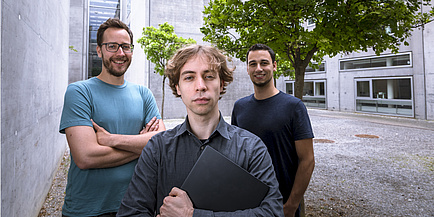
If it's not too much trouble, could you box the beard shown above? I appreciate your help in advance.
[252,74,273,87]
[101,53,131,77]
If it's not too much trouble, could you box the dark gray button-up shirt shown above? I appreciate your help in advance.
[117,115,283,217]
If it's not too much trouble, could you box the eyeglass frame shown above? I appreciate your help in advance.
[101,42,134,53]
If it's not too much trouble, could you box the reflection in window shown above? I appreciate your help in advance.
[305,62,325,73]
[286,80,326,108]
[356,77,413,117]
[357,81,370,97]
[88,0,121,78]
[340,53,411,71]
[286,83,293,95]
[303,82,314,96]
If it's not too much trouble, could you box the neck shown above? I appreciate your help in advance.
[97,70,125,85]
[187,110,220,140]
[254,84,279,100]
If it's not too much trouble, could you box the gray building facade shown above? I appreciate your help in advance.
[279,4,434,120]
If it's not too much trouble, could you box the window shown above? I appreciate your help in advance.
[340,53,411,71]
[286,80,326,109]
[355,77,413,117]
[305,62,325,73]
[88,0,121,78]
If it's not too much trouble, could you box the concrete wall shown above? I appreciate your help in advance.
[1,0,69,216]
[423,5,434,120]
[125,0,150,87]
[69,0,88,84]
[146,0,253,119]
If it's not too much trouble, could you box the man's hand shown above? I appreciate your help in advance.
[92,120,114,147]
[140,117,159,134]
[158,187,194,217]
[283,200,298,217]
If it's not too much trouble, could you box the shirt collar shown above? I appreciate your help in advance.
[174,112,230,140]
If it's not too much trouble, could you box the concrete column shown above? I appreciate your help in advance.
[387,79,394,99]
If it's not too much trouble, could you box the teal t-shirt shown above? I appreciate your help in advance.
[59,77,161,216]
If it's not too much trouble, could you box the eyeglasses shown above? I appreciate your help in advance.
[101,42,134,53]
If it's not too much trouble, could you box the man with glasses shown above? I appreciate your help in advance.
[59,18,165,217]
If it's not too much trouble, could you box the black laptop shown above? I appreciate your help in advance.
[181,145,269,212]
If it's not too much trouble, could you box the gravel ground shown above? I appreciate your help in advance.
[38,110,434,216]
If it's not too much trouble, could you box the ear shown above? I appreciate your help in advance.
[176,84,181,96]
[220,80,224,93]
[97,45,102,58]
[273,61,277,72]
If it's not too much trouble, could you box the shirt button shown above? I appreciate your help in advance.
[200,146,205,150]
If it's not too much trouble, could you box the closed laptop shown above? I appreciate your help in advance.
[181,145,269,212]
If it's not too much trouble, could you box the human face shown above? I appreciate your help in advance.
[97,28,132,77]
[176,55,223,118]
[247,50,276,87]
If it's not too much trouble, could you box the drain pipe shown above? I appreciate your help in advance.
[421,2,427,120]
[147,0,152,88]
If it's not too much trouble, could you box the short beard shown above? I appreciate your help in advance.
[101,53,130,77]
[253,75,273,87]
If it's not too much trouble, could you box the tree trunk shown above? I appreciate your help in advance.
[161,75,166,119]
[294,66,306,100]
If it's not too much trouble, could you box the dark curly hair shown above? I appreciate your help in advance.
[165,44,234,99]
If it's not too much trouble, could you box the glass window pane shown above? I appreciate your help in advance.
[88,0,120,78]
[373,79,387,99]
[286,83,293,95]
[392,54,410,66]
[90,0,120,8]
[357,81,370,97]
[315,82,325,96]
[340,53,411,70]
[303,82,314,96]
[371,57,387,67]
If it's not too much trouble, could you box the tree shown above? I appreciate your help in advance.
[201,0,433,99]
[138,22,196,118]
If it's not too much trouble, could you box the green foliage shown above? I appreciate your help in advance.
[69,45,78,52]
[201,0,433,98]
[137,22,196,76]
[138,23,196,118]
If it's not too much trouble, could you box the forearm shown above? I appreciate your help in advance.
[65,126,139,170]
[102,131,162,154]
[76,145,140,169]
[95,119,166,155]
[285,158,315,208]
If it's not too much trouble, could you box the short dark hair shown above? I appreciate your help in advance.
[97,18,133,47]
[165,44,234,99]
[246,44,276,63]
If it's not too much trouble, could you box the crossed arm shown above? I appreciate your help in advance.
[65,117,166,170]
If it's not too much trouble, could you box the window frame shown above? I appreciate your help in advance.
[354,76,414,117]
[339,52,412,72]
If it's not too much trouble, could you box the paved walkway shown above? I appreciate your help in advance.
[40,109,433,216]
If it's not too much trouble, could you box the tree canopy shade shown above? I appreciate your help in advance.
[201,0,434,99]
[138,22,196,118]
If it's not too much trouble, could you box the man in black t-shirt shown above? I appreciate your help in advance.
[232,43,315,217]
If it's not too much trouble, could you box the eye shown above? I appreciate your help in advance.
[107,43,117,49]
[121,44,131,50]
[184,75,193,81]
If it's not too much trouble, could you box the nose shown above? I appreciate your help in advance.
[195,77,207,92]
[115,46,126,55]
[255,64,263,72]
